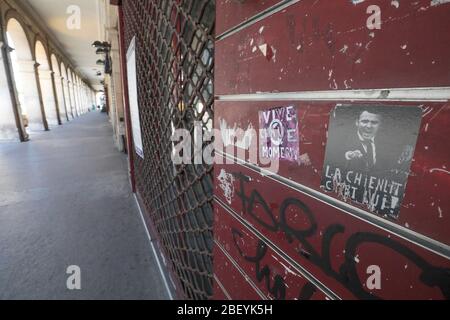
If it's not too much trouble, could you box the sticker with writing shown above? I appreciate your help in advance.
[259,106,299,163]
[321,105,422,219]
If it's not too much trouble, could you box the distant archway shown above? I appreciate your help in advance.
[81,81,86,114]
[6,18,45,132]
[50,54,68,122]
[75,76,82,115]
[68,69,78,117]
[60,63,73,119]
[35,40,59,127]
[0,33,19,141]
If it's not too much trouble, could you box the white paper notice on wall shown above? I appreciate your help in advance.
[126,37,144,159]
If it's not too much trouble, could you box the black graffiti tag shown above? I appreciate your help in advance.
[231,228,317,300]
[232,172,450,300]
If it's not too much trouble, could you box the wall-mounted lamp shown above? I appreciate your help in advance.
[92,40,112,75]
[92,41,102,48]
[92,41,111,49]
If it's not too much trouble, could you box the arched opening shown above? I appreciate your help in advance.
[76,77,83,115]
[50,54,68,122]
[75,74,81,116]
[74,76,81,115]
[96,91,105,111]
[67,69,78,118]
[91,90,97,111]
[0,35,19,141]
[60,63,73,119]
[35,40,59,127]
[6,18,45,133]
[80,82,85,114]
[68,69,79,117]
[82,82,88,114]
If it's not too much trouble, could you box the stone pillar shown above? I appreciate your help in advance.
[59,76,69,121]
[50,70,62,125]
[110,46,125,152]
[75,82,81,116]
[37,68,59,127]
[69,80,78,117]
[79,83,83,115]
[33,62,49,131]
[81,84,85,114]
[13,59,47,131]
[0,40,26,141]
[65,78,74,119]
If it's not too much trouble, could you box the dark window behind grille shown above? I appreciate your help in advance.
[123,0,215,300]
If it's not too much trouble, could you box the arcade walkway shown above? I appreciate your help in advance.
[0,112,169,299]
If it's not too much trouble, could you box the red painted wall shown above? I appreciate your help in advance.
[213,0,450,300]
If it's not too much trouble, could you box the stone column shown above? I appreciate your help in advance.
[59,76,69,121]
[69,80,78,117]
[65,78,74,119]
[0,40,26,141]
[50,70,62,125]
[32,62,49,131]
[12,59,48,131]
[74,82,81,116]
[37,68,59,127]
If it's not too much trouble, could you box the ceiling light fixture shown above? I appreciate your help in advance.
[92,41,113,75]
[92,41,102,48]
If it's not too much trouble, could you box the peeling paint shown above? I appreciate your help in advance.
[430,168,450,175]
[258,43,267,56]
[219,118,254,150]
[391,1,400,8]
[430,0,450,6]
[438,206,443,218]
[340,45,349,54]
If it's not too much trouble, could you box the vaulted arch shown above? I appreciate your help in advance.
[51,54,68,122]
[6,17,46,132]
[35,39,59,127]
[68,68,78,117]
[60,62,73,119]
[0,33,20,141]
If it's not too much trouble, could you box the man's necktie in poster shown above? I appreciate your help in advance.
[321,105,422,219]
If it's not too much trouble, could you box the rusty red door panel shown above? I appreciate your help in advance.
[216,0,282,35]
[214,101,450,245]
[216,0,450,95]
[213,244,264,300]
[215,204,330,300]
[213,0,450,300]
[214,163,450,300]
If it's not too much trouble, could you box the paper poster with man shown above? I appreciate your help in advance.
[321,105,422,219]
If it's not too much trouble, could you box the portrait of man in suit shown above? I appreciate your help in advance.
[321,105,422,219]
[343,110,382,173]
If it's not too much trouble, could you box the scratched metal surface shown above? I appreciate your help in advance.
[213,244,266,300]
[215,101,450,245]
[213,0,450,300]
[214,164,450,300]
[216,0,450,95]
[216,0,282,35]
[215,204,329,300]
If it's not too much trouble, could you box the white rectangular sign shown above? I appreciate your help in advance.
[126,37,144,159]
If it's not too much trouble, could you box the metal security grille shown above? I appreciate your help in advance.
[123,0,215,300]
